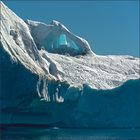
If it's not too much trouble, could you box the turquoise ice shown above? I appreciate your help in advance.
[59,34,68,46]
[43,33,84,56]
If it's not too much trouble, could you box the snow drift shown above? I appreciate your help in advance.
[0,2,140,128]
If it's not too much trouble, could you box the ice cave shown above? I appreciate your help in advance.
[43,33,85,56]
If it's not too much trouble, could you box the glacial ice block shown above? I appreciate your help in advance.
[26,20,93,56]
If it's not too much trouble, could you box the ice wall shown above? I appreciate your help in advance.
[1,75,140,128]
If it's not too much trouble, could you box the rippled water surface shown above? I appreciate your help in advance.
[1,127,140,140]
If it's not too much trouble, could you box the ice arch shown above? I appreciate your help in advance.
[26,20,94,56]
[43,33,85,56]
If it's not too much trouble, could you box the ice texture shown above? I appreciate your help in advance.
[0,2,140,128]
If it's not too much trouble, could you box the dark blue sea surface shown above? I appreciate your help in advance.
[1,127,140,140]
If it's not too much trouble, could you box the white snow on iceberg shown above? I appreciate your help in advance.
[0,1,140,128]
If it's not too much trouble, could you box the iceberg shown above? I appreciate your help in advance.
[0,1,140,128]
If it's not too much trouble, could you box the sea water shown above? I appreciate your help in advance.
[1,127,140,140]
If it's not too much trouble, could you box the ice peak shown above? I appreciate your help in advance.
[0,1,5,7]
[51,20,60,26]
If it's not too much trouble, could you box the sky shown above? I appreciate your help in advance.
[2,0,139,57]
